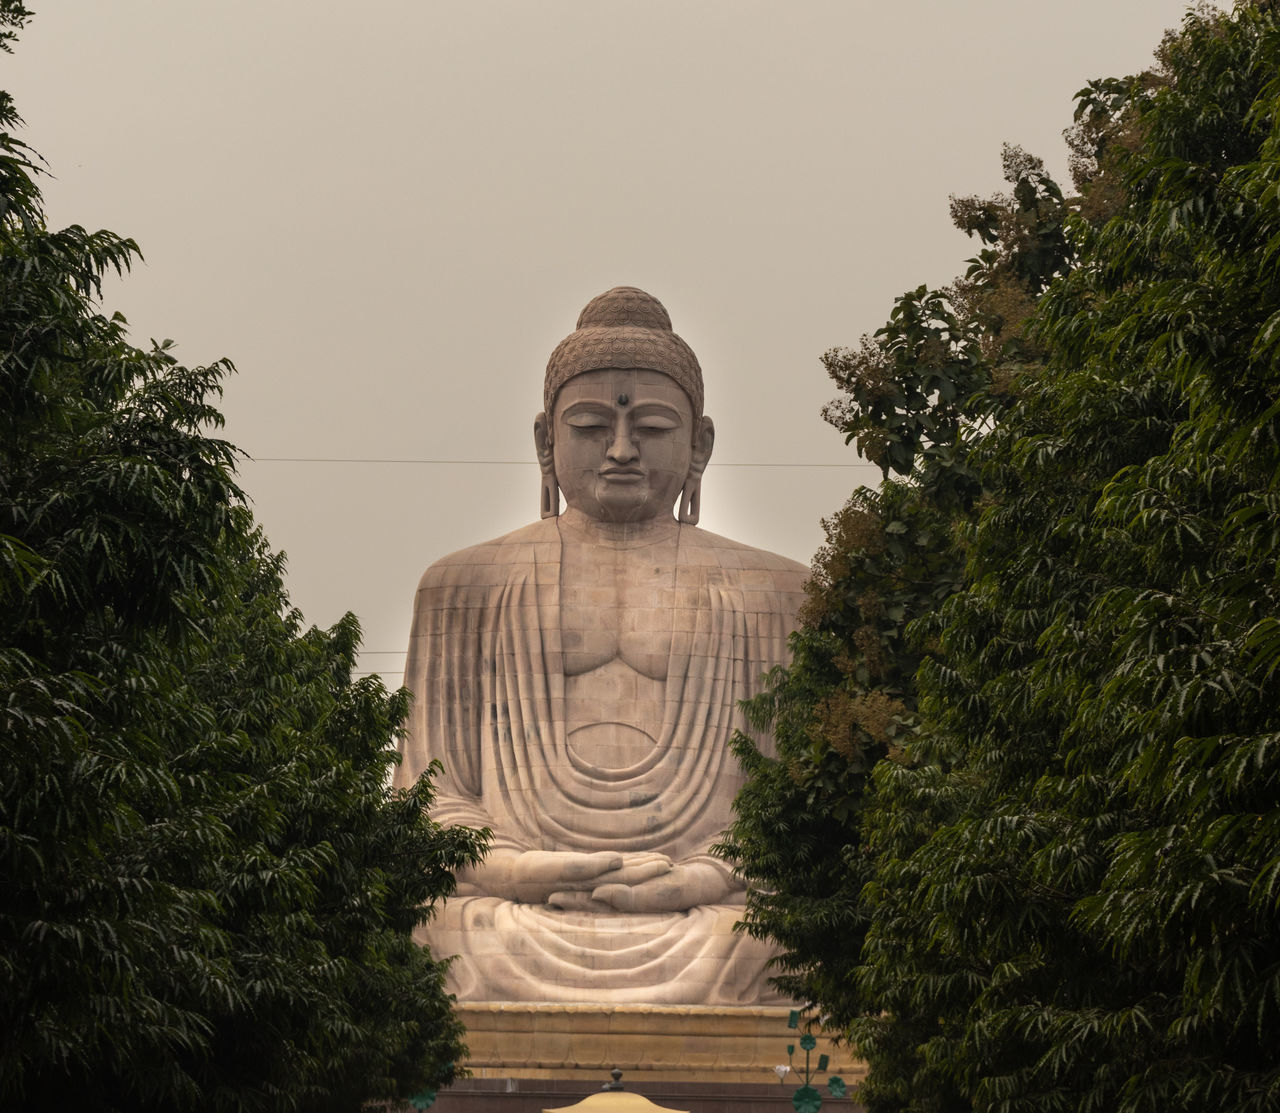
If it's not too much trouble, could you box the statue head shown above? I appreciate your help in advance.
[534,287,715,524]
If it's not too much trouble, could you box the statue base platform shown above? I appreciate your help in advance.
[457,1003,865,1087]
[416,1077,865,1113]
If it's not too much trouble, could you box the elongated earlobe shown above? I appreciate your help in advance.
[540,473,560,518]
[534,411,559,518]
[679,414,713,525]
[678,476,701,525]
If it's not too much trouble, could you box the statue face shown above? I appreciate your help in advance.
[549,368,699,523]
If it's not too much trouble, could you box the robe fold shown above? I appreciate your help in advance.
[395,517,808,1004]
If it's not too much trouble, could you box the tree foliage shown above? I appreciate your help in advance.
[719,134,1078,1033]
[0,7,486,1110]
[728,4,1280,1112]
[853,7,1280,1111]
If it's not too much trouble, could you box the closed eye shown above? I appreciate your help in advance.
[566,414,611,429]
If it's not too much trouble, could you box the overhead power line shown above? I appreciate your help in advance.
[251,456,866,468]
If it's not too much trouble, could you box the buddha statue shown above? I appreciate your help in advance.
[395,287,808,1005]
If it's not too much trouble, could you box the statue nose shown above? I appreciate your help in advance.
[607,428,639,464]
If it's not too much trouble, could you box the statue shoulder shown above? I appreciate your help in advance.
[415,518,559,594]
[678,525,810,593]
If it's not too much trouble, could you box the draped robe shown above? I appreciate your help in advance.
[395,516,808,1004]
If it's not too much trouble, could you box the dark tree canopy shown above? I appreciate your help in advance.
[724,4,1280,1112]
[719,140,1077,1037]
[0,6,486,1110]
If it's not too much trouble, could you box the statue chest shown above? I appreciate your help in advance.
[557,538,681,680]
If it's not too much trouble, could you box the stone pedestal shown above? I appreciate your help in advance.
[421,1078,865,1113]
[457,1004,865,1087]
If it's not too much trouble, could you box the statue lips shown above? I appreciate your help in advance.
[599,467,645,483]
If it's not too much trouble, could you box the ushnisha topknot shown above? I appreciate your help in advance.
[544,287,704,418]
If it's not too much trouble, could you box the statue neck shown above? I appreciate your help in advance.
[558,505,681,550]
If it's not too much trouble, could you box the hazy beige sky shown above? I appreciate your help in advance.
[7,1,1211,683]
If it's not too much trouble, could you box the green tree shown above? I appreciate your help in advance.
[852,4,1280,1111]
[719,142,1076,1035]
[0,6,485,1109]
